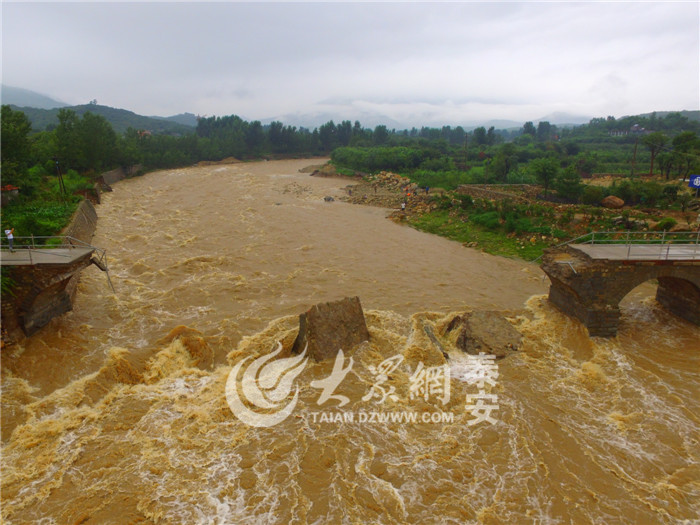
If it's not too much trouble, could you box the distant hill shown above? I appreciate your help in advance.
[472,119,523,131]
[151,112,199,128]
[260,110,404,130]
[1,85,69,110]
[535,112,592,126]
[633,110,700,122]
[9,103,196,135]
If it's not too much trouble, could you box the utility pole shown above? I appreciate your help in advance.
[464,133,468,171]
[54,159,67,203]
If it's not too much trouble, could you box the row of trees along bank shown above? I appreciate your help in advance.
[3,104,700,239]
[330,113,700,206]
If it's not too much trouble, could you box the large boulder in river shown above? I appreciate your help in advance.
[292,296,370,361]
[601,195,624,209]
[445,311,521,358]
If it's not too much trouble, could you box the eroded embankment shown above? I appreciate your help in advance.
[1,199,99,341]
[5,160,697,524]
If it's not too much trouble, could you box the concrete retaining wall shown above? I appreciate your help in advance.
[61,200,99,302]
[100,165,142,186]
[61,200,98,243]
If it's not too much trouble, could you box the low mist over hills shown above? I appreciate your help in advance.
[3,85,698,135]
[1,85,69,110]
[7,103,196,135]
[2,85,195,134]
[2,86,196,135]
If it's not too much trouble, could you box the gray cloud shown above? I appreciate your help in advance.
[2,2,698,127]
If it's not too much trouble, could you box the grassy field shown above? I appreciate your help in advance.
[409,209,550,260]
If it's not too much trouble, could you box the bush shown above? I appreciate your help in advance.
[557,208,576,226]
[1,202,79,241]
[505,215,542,234]
[581,185,605,205]
[654,217,677,231]
[470,211,501,230]
[662,185,679,202]
[332,146,427,172]
[49,169,93,195]
[455,194,474,210]
[419,157,455,171]
[612,179,636,203]
[553,167,584,202]
[430,194,453,210]
[639,182,664,207]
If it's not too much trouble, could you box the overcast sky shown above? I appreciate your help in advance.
[2,1,698,127]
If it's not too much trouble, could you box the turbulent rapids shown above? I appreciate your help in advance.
[1,159,698,524]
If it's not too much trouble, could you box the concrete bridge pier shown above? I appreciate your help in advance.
[545,272,622,337]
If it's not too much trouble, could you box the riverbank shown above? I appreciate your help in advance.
[324,163,700,262]
[324,166,549,259]
[2,159,697,524]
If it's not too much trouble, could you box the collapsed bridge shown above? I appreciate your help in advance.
[540,231,700,337]
[1,236,113,336]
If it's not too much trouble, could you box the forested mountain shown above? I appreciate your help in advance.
[636,110,700,122]
[8,103,195,135]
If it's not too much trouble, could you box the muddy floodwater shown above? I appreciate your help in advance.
[2,159,698,524]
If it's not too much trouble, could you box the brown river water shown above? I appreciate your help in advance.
[1,159,698,524]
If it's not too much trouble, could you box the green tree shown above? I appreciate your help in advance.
[473,126,487,146]
[337,120,353,147]
[574,152,597,176]
[1,105,32,185]
[54,110,118,173]
[656,151,674,180]
[536,121,552,142]
[267,121,285,153]
[245,121,266,157]
[522,121,536,137]
[486,126,497,146]
[79,112,118,173]
[318,121,338,151]
[671,131,700,180]
[55,108,82,169]
[553,166,584,202]
[581,185,604,206]
[642,131,668,176]
[529,157,559,198]
[486,143,519,182]
[373,125,390,145]
[118,128,144,169]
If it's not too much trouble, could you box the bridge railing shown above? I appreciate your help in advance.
[534,230,700,262]
[1,235,107,266]
[560,230,700,261]
[2,235,114,291]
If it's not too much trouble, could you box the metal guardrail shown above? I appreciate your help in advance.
[1,235,107,265]
[579,231,700,261]
[568,230,700,246]
[533,230,700,262]
[1,235,114,290]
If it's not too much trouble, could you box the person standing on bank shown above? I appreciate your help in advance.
[4,227,15,252]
